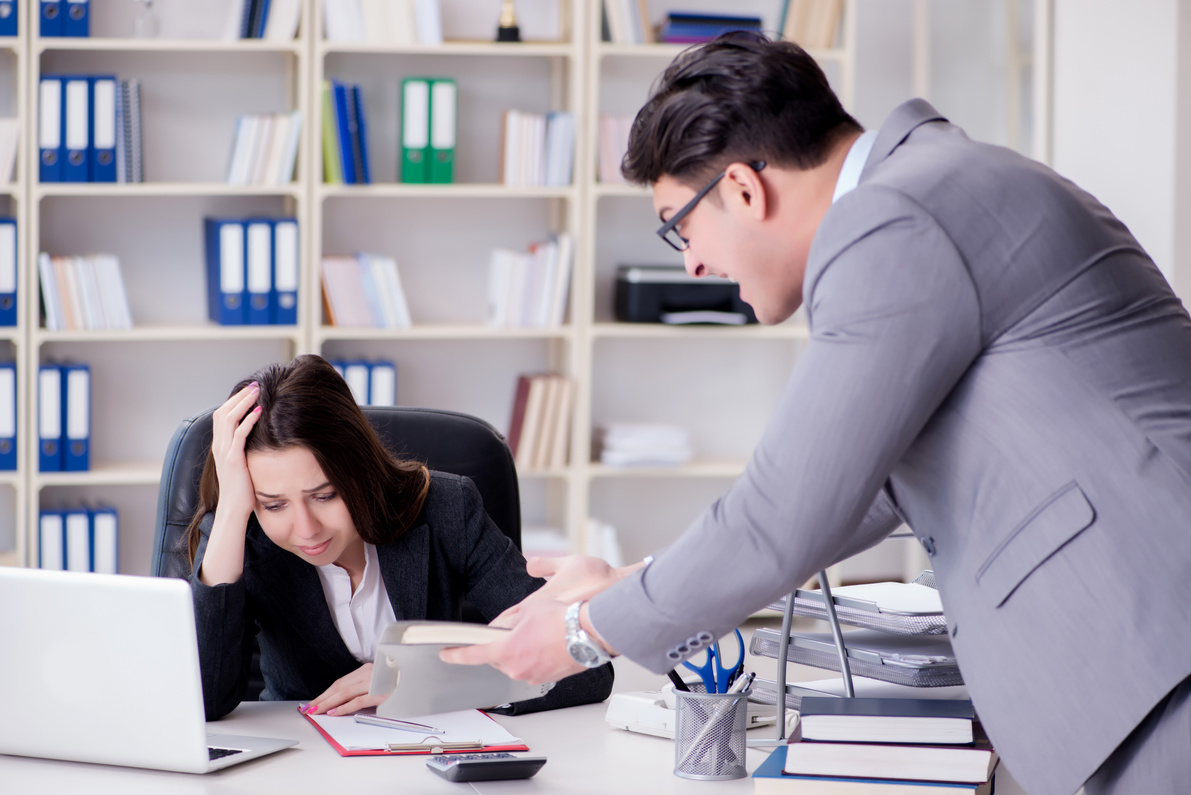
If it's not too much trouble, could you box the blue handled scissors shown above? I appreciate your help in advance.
[681,629,745,693]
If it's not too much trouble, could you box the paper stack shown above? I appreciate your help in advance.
[597,423,692,467]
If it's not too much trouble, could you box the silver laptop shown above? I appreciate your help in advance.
[0,567,297,773]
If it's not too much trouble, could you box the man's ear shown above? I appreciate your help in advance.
[722,162,768,220]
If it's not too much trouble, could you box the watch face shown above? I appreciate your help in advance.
[567,640,599,666]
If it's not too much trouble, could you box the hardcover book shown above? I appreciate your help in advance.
[798,697,976,745]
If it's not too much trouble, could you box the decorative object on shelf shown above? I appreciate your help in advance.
[132,0,158,39]
[495,0,520,42]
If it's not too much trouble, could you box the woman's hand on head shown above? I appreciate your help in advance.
[211,382,263,519]
[301,663,385,717]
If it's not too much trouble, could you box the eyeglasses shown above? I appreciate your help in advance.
[656,161,766,252]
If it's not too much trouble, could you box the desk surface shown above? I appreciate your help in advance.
[0,618,1030,794]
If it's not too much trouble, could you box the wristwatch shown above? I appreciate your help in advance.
[565,600,612,668]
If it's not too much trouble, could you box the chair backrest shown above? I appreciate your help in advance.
[151,405,521,579]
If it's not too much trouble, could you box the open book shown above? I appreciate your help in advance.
[369,621,555,719]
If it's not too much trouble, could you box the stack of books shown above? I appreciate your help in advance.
[38,253,133,332]
[596,423,693,467]
[229,0,302,40]
[323,0,442,45]
[321,80,371,185]
[597,113,632,184]
[321,253,412,329]
[657,12,763,44]
[500,110,575,188]
[603,0,653,44]
[508,372,576,472]
[225,110,302,186]
[754,697,997,793]
[779,0,845,50]
[486,233,573,329]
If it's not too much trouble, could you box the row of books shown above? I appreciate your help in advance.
[508,372,575,471]
[38,253,133,332]
[597,113,632,184]
[322,80,372,185]
[321,253,412,329]
[225,110,303,186]
[37,506,119,575]
[401,77,455,184]
[486,233,573,329]
[658,12,763,44]
[38,75,143,183]
[323,0,443,45]
[780,0,846,50]
[329,359,397,406]
[230,0,302,40]
[602,0,653,45]
[203,217,300,326]
[500,110,575,188]
[38,362,90,472]
[754,694,997,793]
[38,0,87,37]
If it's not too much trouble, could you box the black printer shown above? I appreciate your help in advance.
[614,265,758,324]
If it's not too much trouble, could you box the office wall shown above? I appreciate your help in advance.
[1052,0,1191,295]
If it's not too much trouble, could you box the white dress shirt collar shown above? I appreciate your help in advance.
[316,542,398,663]
[831,129,878,204]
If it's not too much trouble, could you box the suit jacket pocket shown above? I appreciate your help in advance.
[976,482,1096,607]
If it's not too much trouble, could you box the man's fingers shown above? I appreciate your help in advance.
[525,555,563,578]
[439,643,497,667]
[489,604,521,628]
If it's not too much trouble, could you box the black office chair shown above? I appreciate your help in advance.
[151,405,522,699]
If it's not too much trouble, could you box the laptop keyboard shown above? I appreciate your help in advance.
[208,746,244,761]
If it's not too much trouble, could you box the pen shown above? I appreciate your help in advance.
[667,670,691,692]
[354,714,446,735]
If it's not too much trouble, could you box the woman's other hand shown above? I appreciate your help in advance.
[301,663,385,716]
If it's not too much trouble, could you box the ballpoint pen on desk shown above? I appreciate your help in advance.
[354,714,447,735]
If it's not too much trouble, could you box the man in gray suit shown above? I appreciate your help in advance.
[443,34,1191,794]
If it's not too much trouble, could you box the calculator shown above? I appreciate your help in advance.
[425,752,547,782]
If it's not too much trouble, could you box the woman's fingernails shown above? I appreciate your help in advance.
[253,406,262,414]
[302,704,316,714]
[326,708,338,716]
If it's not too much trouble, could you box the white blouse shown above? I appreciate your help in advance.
[315,542,398,663]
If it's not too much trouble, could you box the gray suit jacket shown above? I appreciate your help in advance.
[192,471,613,721]
[590,99,1191,794]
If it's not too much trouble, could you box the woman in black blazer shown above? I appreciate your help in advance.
[186,354,612,721]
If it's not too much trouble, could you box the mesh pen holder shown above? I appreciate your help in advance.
[673,689,749,780]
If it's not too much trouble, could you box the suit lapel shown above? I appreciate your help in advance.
[378,523,430,621]
[860,98,948,182]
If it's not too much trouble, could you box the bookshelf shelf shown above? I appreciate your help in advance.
[316,184,577,200]
[588,460,749,479]
[34,460,163,488]
[34,325,303,344]
[34,38,305,55]
[316,324,574,341]
[34,183,304,199]
[318,42,576,58]
[590,322,809,341]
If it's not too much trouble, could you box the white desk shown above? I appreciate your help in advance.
[0,620,1031,794]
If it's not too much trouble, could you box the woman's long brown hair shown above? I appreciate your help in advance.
[185,354,430,566]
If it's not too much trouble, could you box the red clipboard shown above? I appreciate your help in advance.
[300,706,530,757]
